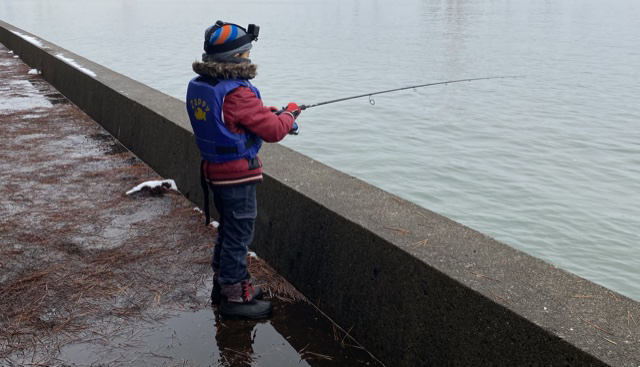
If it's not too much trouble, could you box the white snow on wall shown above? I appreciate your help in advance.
[28,69,40,75]
[126,180,178,195]
[0,80,53,112]
[10,31,45,48]
[54,53,97,78]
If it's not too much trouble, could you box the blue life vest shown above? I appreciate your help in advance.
[186,77,263,163]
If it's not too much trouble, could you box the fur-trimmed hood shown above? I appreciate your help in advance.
[192,61,258,80]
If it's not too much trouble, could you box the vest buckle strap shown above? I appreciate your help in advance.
[214,137,257,155]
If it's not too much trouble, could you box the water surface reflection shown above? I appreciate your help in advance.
[59,299,379,366]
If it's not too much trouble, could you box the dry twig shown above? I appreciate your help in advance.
[579,318,614,336]
[572,295,603,299]
[465,268,501,283]
[382,225,411,235]
[628,310,637,327]
[411,239,430,248]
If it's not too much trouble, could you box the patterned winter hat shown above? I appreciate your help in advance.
[202,21,259,62]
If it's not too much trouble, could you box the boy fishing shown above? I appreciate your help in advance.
[186,20,301,319]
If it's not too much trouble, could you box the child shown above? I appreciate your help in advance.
[186,20,301,319]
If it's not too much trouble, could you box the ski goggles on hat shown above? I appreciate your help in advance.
[204,21,260,54]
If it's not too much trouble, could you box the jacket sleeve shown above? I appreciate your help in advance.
[223,86,295,143]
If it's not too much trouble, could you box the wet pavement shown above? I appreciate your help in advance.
[0,44,383,366]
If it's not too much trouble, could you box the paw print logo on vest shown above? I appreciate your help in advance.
[190,98,211,122]
[195,107,206,121]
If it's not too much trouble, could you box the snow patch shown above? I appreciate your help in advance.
[21,114,46,119]
[192,207,219,227]
[11,31,45,48]
[8,50,14,54]
[54,53,97,77]
[248,252,258,258]
[0,80,53,112]
[10,80,33,88]
[126,180,178,195]
[0,97,52,111]
[13,55,19,59]
[28,69,41,75]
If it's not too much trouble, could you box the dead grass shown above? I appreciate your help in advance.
[248,256,306,303]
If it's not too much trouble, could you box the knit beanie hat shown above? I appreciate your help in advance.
[202,21,258,63]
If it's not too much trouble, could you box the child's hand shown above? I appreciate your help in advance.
[284,102,302,118]
[266,106,280,114]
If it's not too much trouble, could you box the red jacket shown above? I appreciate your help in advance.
[203,85,295,185]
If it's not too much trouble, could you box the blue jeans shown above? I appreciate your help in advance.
[210,183,257,285]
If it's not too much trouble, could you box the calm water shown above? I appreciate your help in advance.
[2,0,639,301]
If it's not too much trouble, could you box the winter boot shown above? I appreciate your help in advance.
[220,280,272,319]
[211,270,263,304]
[211,271,223,304]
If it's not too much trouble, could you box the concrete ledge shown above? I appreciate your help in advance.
[2,21,638,366]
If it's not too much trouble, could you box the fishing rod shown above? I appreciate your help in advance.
[299,76,522,110]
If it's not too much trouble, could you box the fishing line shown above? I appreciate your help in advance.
[299,76,522,110]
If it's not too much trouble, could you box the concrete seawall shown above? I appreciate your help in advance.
[2,21,638,366]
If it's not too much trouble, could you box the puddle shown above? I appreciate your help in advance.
[56,278,379,366]
[59,298,380,367]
